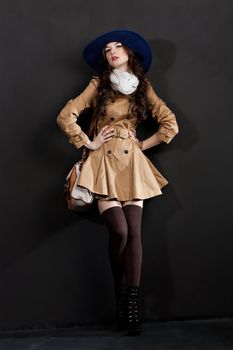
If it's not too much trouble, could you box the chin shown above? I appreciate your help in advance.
[112,61,119,67]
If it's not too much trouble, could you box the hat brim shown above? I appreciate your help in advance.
[83,30,152,73]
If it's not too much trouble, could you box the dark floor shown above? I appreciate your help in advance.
[0,319,232,350]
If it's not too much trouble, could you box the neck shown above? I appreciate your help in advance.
[116,63,130,72]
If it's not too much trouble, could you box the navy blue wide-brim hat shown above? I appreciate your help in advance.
[83,30,152,73]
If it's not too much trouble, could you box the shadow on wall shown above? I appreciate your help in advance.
[148,38,198,152]
[139,39,198,320]
[0,109,102,275]
[141,187,181,321]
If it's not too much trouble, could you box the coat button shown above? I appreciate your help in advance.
[107,150,112,154]
[124,150,128,154]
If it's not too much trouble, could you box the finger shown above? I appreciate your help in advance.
[103,125,115,131]
[129,133,136,139]
[104,136,113,142]
[101,127,114,137]
[129,130,136,137]
[101,125,110,133]
[105,129,115,136]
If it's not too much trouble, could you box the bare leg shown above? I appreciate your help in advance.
[98,199,122,215]
[122,200,143,208]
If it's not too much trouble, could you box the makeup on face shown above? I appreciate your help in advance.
[104,42,129,71]
[104,42,123,53]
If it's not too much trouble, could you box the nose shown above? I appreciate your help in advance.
[110,47,116,55]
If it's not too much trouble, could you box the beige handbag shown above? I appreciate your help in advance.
[64,149,94,212]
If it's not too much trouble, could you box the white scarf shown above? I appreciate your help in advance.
[109,69,139,95]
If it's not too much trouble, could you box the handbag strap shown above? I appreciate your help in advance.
[81,147,88,162]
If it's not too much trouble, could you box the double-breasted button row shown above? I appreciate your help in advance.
[106,150,129,156]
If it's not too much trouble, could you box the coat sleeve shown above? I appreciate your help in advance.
[147,81,179,144]
[56,77,99,149]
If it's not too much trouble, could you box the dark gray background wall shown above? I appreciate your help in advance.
[0,0,233,331]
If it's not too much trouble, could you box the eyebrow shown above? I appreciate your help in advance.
[105,42,121,49]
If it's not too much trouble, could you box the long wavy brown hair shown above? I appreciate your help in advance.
[92,45,152,126]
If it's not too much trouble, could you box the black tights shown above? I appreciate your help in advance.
[101,205,143,287]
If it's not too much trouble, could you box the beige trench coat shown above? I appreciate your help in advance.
[57,77,179,201]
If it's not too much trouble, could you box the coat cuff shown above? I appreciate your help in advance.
[158,125,179,144]
[69,131,90,149]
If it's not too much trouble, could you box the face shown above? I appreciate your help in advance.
[104,42,129,71]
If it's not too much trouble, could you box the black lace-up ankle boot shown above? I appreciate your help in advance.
[126,286,141,335]
[115,281,127,330]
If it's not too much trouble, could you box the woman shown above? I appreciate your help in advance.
[57,30,179,335]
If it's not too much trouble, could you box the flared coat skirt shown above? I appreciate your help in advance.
[77,134,168,202]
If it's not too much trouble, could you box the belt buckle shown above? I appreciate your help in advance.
[119,129,129,139]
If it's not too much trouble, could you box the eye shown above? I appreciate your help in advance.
[116,44,122,48]
[105,48,111,53]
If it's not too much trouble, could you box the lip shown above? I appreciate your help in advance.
[112,56,119,60]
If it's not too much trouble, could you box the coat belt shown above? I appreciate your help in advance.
[112,127,131,139]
